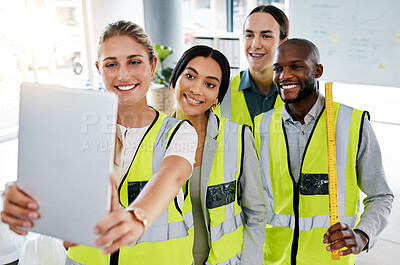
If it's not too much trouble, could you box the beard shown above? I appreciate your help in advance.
[278,73,316,104]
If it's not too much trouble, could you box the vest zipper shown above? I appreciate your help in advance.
[286,106,325,264]
[291,182,300,265]
[110,249,119,265]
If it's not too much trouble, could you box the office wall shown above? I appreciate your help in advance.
[288,0,400,88]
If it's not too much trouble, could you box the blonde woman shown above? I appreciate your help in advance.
[1,20,198,265]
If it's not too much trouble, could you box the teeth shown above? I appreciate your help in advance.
[250,53,264,57]
[282,84,298,89]
[117,85,136,91]
[186,94,201,104]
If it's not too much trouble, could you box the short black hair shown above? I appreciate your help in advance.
[169,45,231,104]
[279,38,321,65]
[245,5,289,40]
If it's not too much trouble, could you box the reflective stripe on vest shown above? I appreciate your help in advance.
[67,111,194,265]
[205,117,245,265]
[216,72,283,130]
[205,252,241,265]
[254,103,365,265]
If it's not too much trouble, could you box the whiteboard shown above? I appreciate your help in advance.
[288,0,400,87]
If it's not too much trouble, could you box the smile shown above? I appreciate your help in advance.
[281,84,299,90]
[184,93,203,104]
[250,53,265,58]
[116,84,137,91]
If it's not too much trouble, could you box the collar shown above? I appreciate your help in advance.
[282,91,325,124]
[239,68,278,98]
[206,110,219,140]
[238,68,252,92]
[171,109,219,140]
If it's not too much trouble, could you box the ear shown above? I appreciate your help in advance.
[150,56,158,75]
[95,61,101,75]
[279,37,289,45]
[314,64,323,79]
[213,98,219,106]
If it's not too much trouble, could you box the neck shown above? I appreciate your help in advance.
[176,108,208,133]
[117,99,155,128]
[286,90,319,124]
[249,66,275,95]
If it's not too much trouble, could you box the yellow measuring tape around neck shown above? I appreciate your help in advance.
[325,82,340,260]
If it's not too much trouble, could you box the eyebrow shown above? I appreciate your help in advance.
[245,29,274,34]
[103,54,143,62]
[273,60,304,66]
[186,67,220,82]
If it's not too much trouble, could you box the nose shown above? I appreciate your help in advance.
[189,82,203,95]
[118,65,130,81]
[279,67,293,81]
[251,36,262,49]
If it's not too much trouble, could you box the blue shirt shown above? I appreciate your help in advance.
[240,69,279,122]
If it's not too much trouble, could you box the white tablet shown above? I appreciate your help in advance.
[17,82,117,247]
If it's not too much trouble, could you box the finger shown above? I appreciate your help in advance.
[95,218,131,247]
[94,211,124,235]
[9,224,29,235]
[327,228,353,244]
[103,240,122,255]
[325,222,347,238]
[102,233,136,255]
[327,238,356,252]
[3,199,40,220]
[4,183,38,210]
[63,241,79,249]
[339,247,355,256]
[1,212,33,229]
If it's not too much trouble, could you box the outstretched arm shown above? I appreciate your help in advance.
[94,155,193,254]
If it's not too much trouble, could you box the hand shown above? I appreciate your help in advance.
[93,175,144,254]
[1,182,40,235]
[323,222,369,256]
[63,241,79,249]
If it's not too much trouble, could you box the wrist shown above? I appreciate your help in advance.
[125,206,150,235]
[354,229,369,251]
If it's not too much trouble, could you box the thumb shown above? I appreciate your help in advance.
[110,174,120,211]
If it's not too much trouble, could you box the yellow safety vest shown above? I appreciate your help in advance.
[204,115,246,265]
[254,103,367,265]
[67,111,194,265]
[214,72,283,130]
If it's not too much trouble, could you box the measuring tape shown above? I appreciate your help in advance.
[325,82,340,260]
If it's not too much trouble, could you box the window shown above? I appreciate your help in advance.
[0,0,89,186]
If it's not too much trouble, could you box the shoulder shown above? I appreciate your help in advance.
[255,108,279,124]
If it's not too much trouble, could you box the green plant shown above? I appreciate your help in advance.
[153,44,174,87]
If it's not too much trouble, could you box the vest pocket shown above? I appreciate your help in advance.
[299,174,329,195]
[206,180,236,209]
[128,181,148,204]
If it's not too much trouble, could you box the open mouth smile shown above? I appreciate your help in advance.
[115,84,137,91]
[249,53,265,58]
[281,84,299,90]
[184,93,203,104]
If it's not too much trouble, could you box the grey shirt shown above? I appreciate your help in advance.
[282,91,394,249]
[239,69,280,123]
